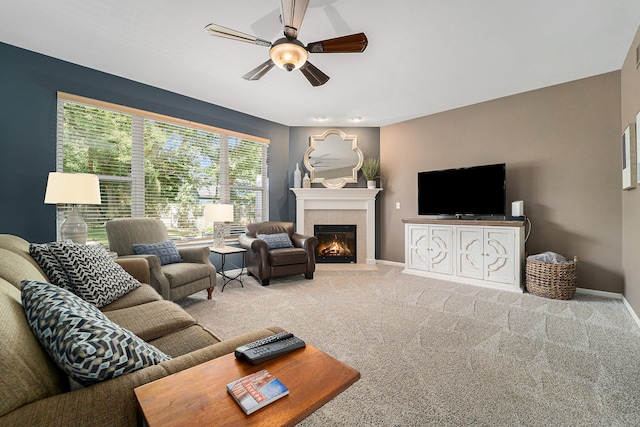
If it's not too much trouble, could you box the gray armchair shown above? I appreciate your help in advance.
[106,218,216,301]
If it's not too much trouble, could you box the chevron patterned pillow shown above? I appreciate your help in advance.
[47,242,141,308]
[21,280,171,386]
[29,243,72,291]
[132,240,183,265]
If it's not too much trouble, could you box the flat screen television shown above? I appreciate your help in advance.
[418,163,506,217]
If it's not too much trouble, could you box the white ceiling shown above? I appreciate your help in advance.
[1,0,639,127]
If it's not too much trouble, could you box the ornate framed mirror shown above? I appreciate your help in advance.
[304,129,364,188]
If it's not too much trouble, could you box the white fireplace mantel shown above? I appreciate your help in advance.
[291,188,381,264]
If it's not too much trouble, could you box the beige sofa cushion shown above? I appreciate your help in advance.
[0,235,49,282]
[149,325,221,357]
[0,278,66,417]
[0,248,49,289]
[104,300,196,342]
[100,283,163,312]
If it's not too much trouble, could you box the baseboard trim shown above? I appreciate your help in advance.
[623,296,640,329]
[575,287,622,299]
[570,288,640,330]
[377,259,404,268]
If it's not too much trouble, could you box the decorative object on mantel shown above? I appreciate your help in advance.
[304,129,363,189]
[294,163,302,188]
[361,158,380,189]
[303,173,311,188]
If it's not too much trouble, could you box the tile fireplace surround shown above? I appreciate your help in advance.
[291,188,382,264]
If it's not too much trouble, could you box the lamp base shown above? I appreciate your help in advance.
[60,205,88,244]
[213,222,226,248]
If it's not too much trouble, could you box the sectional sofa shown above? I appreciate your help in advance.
[0,234,284,425]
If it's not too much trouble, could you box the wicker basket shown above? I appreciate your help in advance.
[525,256,577,300]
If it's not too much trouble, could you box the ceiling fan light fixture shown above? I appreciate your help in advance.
[269,39,308,72]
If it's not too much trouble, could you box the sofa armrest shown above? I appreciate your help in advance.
[239,234,268,255]
[177,246,212,265]
[239,234,270,276]
[0,326,285,426]
[116,254,171,300]
[291,233,318,275]
[291,233,318,253]
[115,258,150,284]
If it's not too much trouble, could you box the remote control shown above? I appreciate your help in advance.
[240,336,306,365]
[234,332,293,359]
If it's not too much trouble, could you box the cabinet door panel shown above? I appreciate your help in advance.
[408,226,429,270]
[428,226,453,274]
[484,229,514,284]
[456,228,483,279]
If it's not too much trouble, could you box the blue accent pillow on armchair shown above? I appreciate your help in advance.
[133,240,183,265]
[257,233,294,250]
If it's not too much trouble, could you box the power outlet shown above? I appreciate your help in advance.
[396,202,401,209]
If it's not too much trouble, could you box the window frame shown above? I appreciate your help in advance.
[55,92,269,244]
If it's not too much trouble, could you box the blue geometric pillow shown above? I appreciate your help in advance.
[257,233,294,250]
[132,240,183,265]
[21,280,171,386]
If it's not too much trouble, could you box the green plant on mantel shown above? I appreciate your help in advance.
[361,158,381,181]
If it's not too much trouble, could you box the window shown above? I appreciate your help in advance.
[56,93,269,244]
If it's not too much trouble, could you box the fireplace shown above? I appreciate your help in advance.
[314,225,357,263]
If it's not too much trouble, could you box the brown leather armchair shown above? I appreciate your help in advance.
[238,221,318,286]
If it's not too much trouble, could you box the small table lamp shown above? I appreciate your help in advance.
[44,172,102,244]
[204,203,234,248]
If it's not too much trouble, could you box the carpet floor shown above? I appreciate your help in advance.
[178,264,640,426]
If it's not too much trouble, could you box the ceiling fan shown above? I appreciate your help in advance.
[205,0,368,87]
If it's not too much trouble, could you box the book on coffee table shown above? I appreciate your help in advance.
[227,369,289,415]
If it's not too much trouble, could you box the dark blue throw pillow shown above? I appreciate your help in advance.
[257,233,294,250]
[132,240,183,265]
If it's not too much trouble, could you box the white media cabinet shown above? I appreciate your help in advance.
[403,218,526,292]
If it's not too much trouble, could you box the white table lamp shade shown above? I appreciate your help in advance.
[44,172,101,244]
[204,204,234,248]
[44,172,102,205]
[204,203,234,222]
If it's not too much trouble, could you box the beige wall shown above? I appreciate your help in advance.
[380,72,622,292]
[621,26,640,313]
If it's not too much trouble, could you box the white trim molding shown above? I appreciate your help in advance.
[573,288,639,330]
[291,188,381,264]
[623,297,640,329]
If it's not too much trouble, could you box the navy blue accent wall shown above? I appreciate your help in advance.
[0,42,290,243]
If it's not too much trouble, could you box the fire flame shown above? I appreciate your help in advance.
[317,234,353,257]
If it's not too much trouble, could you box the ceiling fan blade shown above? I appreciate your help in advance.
[280,0,310,39]
[300,61,329,87]
[307,32,368,53]
[205,23,271,47]
[242,59,276,81]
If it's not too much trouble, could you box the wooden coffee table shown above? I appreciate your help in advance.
[134,344,360,427]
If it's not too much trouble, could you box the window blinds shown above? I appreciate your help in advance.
[56,93,269,244]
